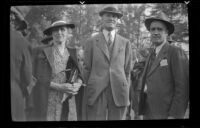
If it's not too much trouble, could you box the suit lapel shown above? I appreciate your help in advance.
[111,34,123,62]
[95,32,110,61]
[147,43,169,77]
[43,46,55,73]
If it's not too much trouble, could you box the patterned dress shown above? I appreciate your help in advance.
[47,46,77,121]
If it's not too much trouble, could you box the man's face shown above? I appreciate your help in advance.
[150,21,168,47]
[101,13,118,31]
[52,26,70,44]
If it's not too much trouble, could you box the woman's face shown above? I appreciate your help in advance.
[52,26,70,45]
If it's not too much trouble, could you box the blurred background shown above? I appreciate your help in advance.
[11,4,189,57]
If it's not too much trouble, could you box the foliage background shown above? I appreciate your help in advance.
[13,3,189,59]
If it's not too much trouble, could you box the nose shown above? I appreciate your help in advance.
[57,29,62,34]
[152,30,160,36]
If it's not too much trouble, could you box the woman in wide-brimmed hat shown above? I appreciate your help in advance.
[32,18,84,121]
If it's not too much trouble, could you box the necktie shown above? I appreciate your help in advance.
[107,32,112,47]
[147,48,156,73]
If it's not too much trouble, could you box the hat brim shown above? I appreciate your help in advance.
[43,24,75,36]
[99,11,123,18]
[16,20,28,30]
[145,18,174,35]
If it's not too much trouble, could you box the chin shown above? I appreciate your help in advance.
[153,41,163,46]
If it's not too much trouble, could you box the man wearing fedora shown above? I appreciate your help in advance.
[83,6,132,120]
[138,12,189,119]
[30,17,84,121]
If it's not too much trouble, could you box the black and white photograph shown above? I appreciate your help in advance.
[9,3,189,122]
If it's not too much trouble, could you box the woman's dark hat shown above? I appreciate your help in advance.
[144,12,174,35]
[43,20,75,36]
[99,6,123,18]
[10,6,28,30]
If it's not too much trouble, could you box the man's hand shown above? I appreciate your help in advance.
[27,76,37,95]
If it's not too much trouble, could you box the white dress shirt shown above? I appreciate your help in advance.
[155,41,167,56]
[103,29,116,44]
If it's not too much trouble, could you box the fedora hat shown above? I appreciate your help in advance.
[10,6,28,30]
[41,36,53,44]
[99,6,123,18]
[144,12,174,35]
[43,20,75,36]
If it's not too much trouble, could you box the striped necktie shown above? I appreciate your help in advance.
[148,48,156,73]
[107,32,112,47]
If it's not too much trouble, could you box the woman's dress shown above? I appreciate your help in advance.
[47,46,77,121]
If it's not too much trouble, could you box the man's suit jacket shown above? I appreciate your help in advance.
[139,42,189,119]
[83,32,132,107]
[29,44,83,121]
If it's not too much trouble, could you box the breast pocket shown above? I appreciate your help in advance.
[116,48,125,65]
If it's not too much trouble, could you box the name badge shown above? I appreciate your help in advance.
[160,59,168,66]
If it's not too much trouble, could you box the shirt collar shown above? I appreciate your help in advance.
[155,41,166,56]
[103,29,116,42]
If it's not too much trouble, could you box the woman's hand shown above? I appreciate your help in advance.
[62,83,77,94]
[72,82,82,92]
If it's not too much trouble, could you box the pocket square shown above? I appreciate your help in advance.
[160,59,168,66]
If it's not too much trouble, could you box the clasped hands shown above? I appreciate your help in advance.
[50,78,83,95]
[61,82,82,95]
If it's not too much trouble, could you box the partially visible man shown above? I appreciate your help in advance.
[83,6,132,120]
[138,12,189,119]
[10,6,34,121]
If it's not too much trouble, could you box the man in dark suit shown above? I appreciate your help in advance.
[10,6,33,121]
[83,6,132,120]
[138,12,189,119]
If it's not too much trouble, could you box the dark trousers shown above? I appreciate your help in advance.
[86,85,127,120]
[143,100,168,120]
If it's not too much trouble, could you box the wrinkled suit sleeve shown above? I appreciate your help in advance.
[124,40,132,85]
[83,38,93,83]
[20,43,33,97]
[168,47,189,118]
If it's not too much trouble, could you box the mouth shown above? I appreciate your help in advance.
[152,36,160,39]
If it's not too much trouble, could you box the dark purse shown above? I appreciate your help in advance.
[61,56,79,121]
[66,68,79,84]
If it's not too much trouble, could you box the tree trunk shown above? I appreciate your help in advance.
[136,16,141,48]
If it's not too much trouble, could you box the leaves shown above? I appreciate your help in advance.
[14,4,188,50]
